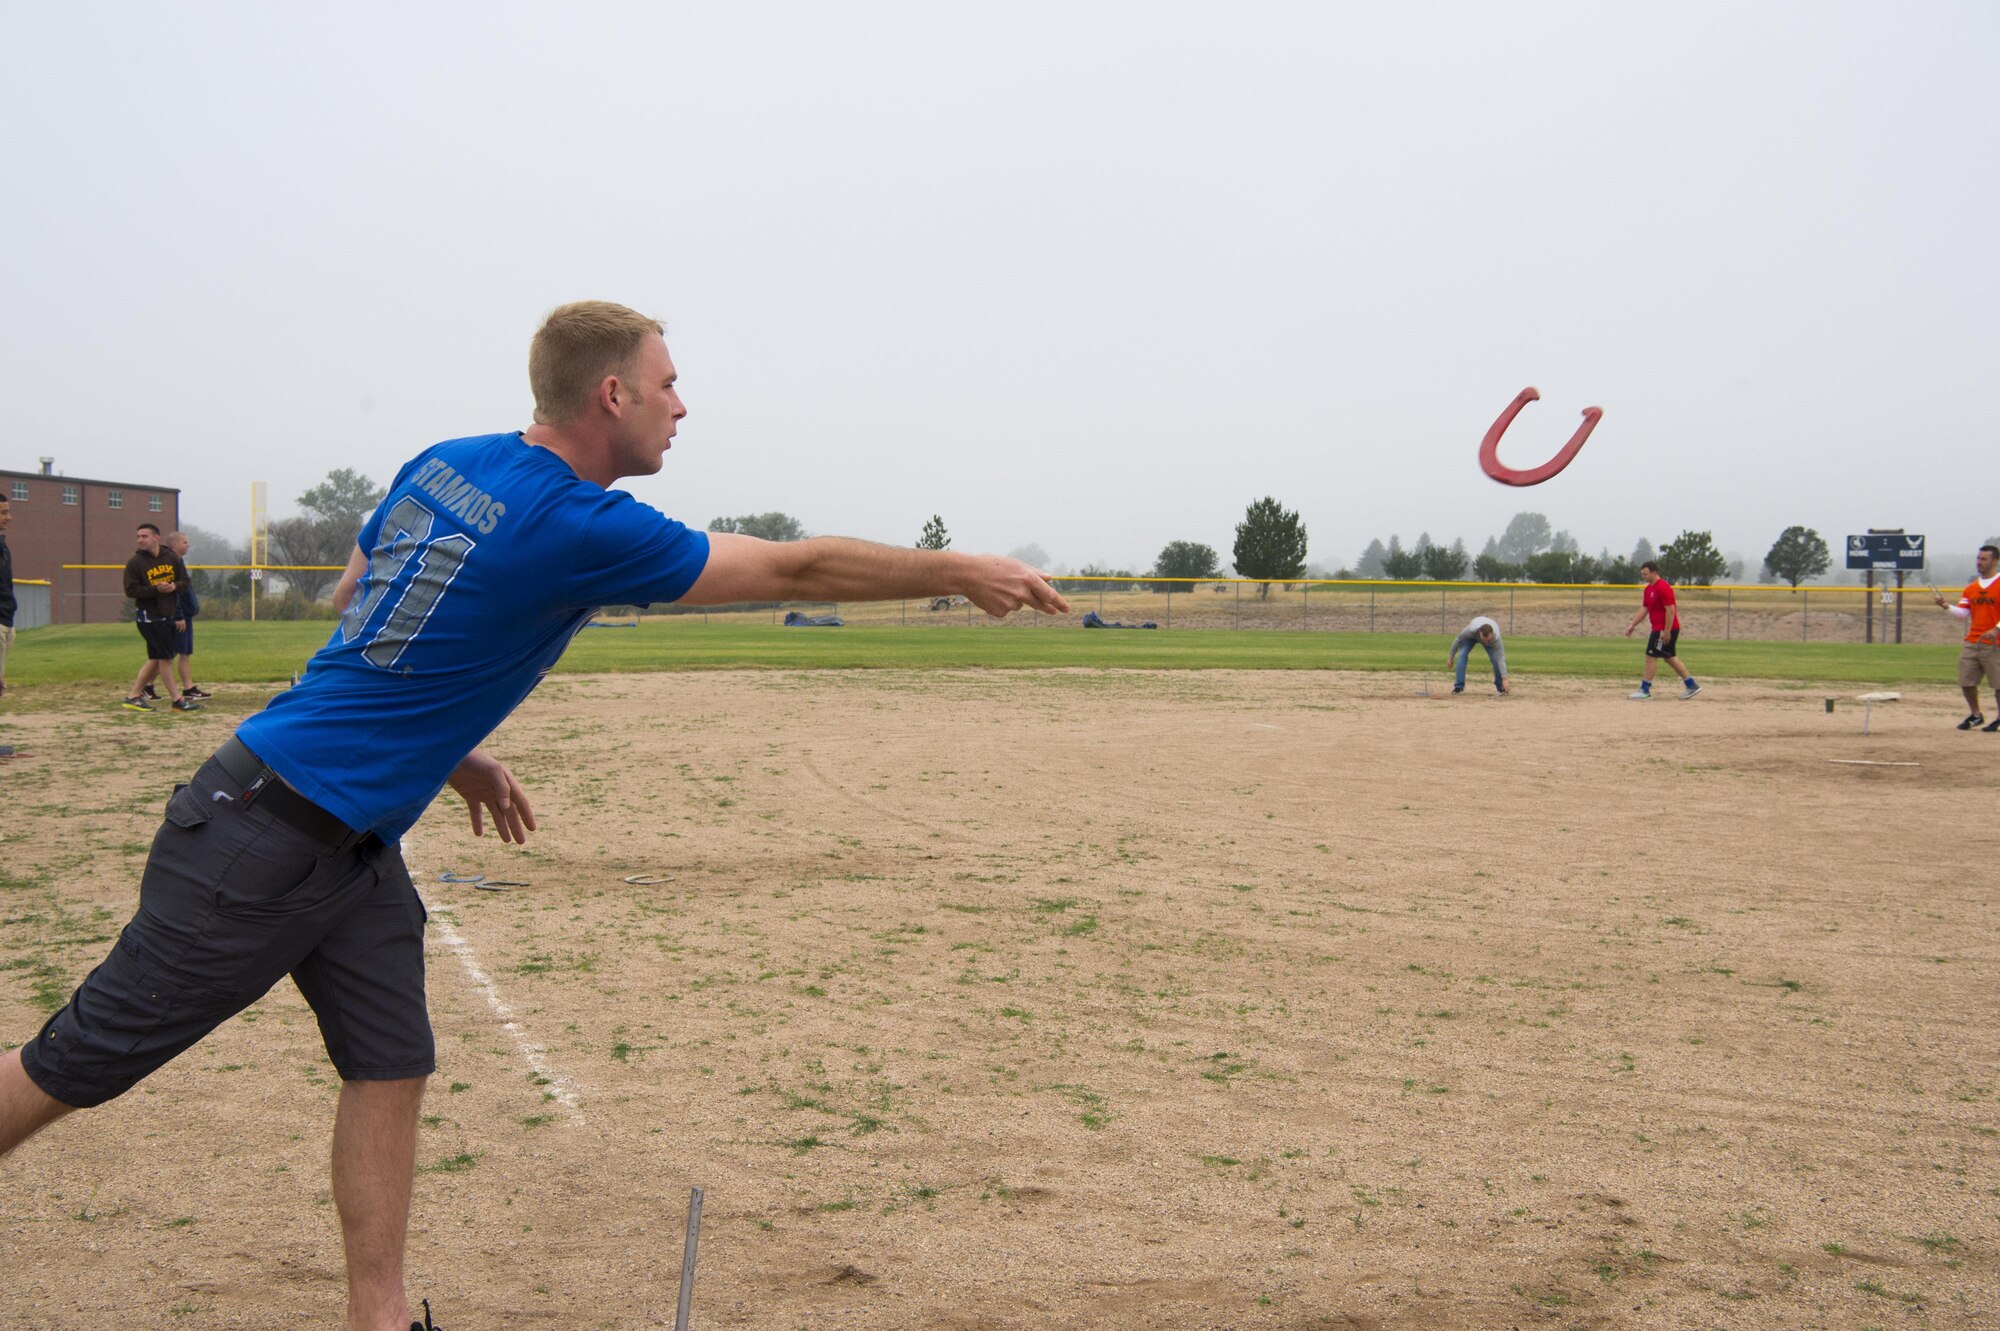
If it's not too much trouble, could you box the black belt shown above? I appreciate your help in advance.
[212,736,371,853]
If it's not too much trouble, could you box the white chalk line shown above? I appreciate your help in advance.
[406,841,587,1124]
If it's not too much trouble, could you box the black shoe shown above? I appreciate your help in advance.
[1985,719,2000,733]
[143,683,161,699]
[183,685,211,699]
[121,695,153,712]
[1450,685,1464,694]
[1959,714,1985,730]
[411,1298,443,1331]
[170,697,202,712]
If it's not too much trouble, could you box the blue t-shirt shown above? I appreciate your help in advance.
[236,433,709,840]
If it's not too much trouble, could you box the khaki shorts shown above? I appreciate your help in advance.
[1959,641,2000,690]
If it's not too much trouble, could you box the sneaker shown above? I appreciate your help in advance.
[1627,690,1652,701]
[170,697,202,712]
[1451,685,1464,694]
[1985,719,2000,733]
[1958,714,1985,731]
[183,685,211,699]
[411,1298,443,1331]
[121,696,153,711]
[1681,682,1702,699]
[143,683,160,699]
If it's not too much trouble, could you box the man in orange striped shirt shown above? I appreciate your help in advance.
[1935,543,2000,731]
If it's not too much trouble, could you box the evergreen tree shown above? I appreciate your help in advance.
[1422,538,1469,582]
[1381,535,1425,580]
[1232,496,1308,598]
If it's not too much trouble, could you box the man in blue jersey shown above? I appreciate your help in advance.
[0,301,1068,1331]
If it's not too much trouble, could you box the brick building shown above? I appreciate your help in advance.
[2,460,180,624]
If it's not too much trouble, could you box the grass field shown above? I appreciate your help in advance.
[0,620,1960,693]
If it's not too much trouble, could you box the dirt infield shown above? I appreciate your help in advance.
[2,670,1994,1329]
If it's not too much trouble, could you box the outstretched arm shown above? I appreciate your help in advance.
[680,533,1069,618]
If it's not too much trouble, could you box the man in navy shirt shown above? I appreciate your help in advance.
[0,302,1068,1331]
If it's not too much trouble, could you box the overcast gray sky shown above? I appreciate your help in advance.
[4,2,1995,578]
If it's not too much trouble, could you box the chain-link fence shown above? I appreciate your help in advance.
[49,564,1960,642]
[648,578,1961,645]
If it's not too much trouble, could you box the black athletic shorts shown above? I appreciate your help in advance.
[20,754,433,1109]
[136,615,176,661]
[1645,627,1681,659]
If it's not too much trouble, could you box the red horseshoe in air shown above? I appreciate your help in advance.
[1479,387,1602,486]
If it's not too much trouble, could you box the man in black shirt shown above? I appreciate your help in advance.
[0,496,15,699]
[122,523,199,712]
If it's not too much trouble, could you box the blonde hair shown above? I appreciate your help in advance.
[529,301,665,424]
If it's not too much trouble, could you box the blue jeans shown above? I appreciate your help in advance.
[1453,641,1505,690]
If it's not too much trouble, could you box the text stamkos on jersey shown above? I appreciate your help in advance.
[409,457,507,534]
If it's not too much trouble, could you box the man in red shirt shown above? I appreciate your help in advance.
[1934,543,2000,730]
[1623,560,1700,699]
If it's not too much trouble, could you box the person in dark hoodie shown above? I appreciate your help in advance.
[122,522,200,712]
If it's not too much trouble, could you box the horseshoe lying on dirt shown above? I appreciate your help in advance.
[1479,387,1602,486]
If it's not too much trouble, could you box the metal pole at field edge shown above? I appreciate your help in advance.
[1802,590,1808,642]
[1369,586,1375,633]
[1508,586,1514,634]
[1579,587,1585,637]
[1235,581,1241,630]
[674,1186,704,1331]
[1726,587,1731,642]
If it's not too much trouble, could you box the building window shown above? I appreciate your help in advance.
[149,494,164,512]
[62,485,79,505]
[108,489,124,510]
[8,482,24,501]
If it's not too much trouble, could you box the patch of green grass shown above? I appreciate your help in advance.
[2,621,1956,686]
[419,1152,479,1174]
[1855,1278,1922,1305]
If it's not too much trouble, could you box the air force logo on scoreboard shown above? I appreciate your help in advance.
[1845,533,1926,570]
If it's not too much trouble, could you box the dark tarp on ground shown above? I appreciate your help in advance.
[1083,610,1157,630]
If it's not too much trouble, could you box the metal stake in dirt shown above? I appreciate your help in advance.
[674,1186,704,1331]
